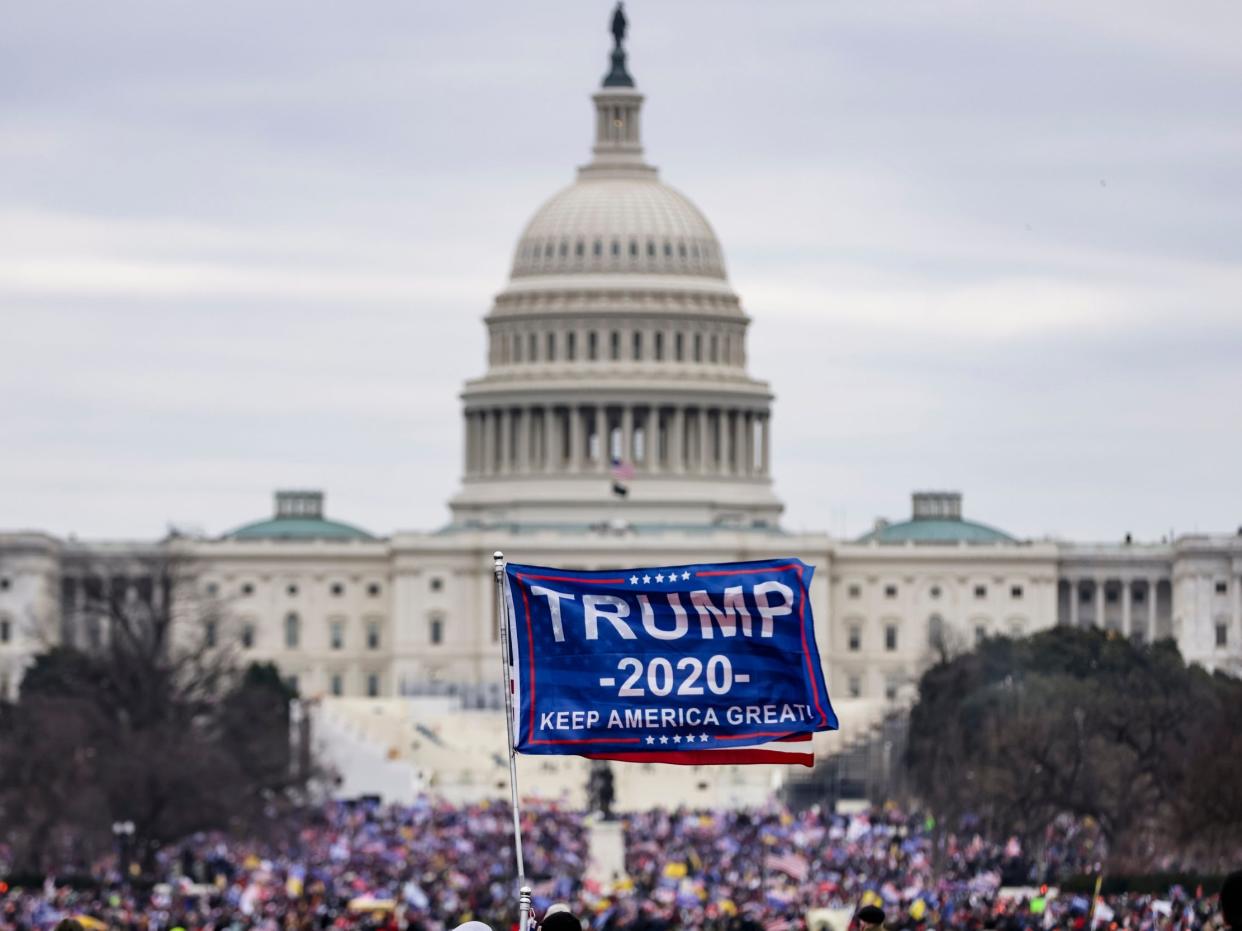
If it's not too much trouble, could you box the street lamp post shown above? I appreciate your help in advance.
[112,820,135,883]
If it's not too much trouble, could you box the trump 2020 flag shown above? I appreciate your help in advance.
[502,558,838,767]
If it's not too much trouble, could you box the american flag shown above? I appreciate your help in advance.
[765,852,810,883]
[610,458,635,481]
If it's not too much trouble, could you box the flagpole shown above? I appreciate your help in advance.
[493,550,531,931]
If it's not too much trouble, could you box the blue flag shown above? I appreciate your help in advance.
[503,557,837,759]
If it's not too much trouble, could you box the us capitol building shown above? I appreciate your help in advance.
[2,14,1239,725]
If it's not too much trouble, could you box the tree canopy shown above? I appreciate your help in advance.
[906,627,1242,871]
[0,556,313,877]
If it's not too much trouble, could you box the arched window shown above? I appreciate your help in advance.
[927,614,945,650]
[284,612,300,649]
[430,614,444,645]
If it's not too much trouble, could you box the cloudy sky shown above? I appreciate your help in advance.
[4,1,1240,543]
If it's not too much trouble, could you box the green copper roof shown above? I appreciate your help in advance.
[857,518,1015,545]
[225,516,376,542]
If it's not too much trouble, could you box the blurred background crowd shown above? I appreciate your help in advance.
[0,801,1229,931]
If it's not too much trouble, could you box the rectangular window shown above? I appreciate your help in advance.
[654,332,663,361]
[330,621,344,650]
[587,331,597,360]
[0,619,10,644]
[974,625,986,645]
[884,625,897,651]
[204,619,217,648]
[848,675,862,699]
[848,626,861,651]
[1217,623,1228,648]
[674,332,684,361]
[1011,585,1024,599]
[367,621,381,650]
[847,584,861,599]
[974,585,987,599]
[610,331,620,360]
[1080,587,1091,603]
[1105,588,1118,604]
[1133,589,1146,604]
[547,332,556,361]
[1216,581,1228,595]
[241,624,255,649]
[366,673,380,697]
[567,332,576,360]
[632,332,642,360]
[883,584,897,598]
[330,674,343,697]
[431,617,444,645]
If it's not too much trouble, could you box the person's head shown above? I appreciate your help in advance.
[1222,871,1242,931]
[540,909,582,931]
[857,906,885,931]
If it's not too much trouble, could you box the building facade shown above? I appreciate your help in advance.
[2,19,1240,709]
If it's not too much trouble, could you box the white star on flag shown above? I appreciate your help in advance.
[659,735,668,744]
[672,734,681,743]
[682,570,691,580]
[655,573,664,582]
[700,733,709,742]
[645,735,655,744]
[642,575,650,583]
[630,575,638,584]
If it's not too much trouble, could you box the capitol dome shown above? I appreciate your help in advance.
[448,7,783,533]
[511,178,726,279]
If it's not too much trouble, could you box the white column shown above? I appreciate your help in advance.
[569,406,583,471]
[621,405,634,465]
[755,414,765,474]
[1122,579,1132,636]
[700,409,710,476]
[480,410,493,475]
[499,408,512,474]
[543,407,556,472]
[593,405,606,471]
[731,410,744,475]
[1148,579,1159,639]
[515,408,529,472]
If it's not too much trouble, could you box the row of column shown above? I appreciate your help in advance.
[1060,578,1168,639]
[490,323,746,368]
[464,404,770,478]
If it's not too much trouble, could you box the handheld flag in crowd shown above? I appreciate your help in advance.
[500,557,838,767]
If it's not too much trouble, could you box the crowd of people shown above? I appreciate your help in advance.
[0,800,1237,931]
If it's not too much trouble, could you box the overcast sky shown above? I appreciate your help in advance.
[3,1,1240,543]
